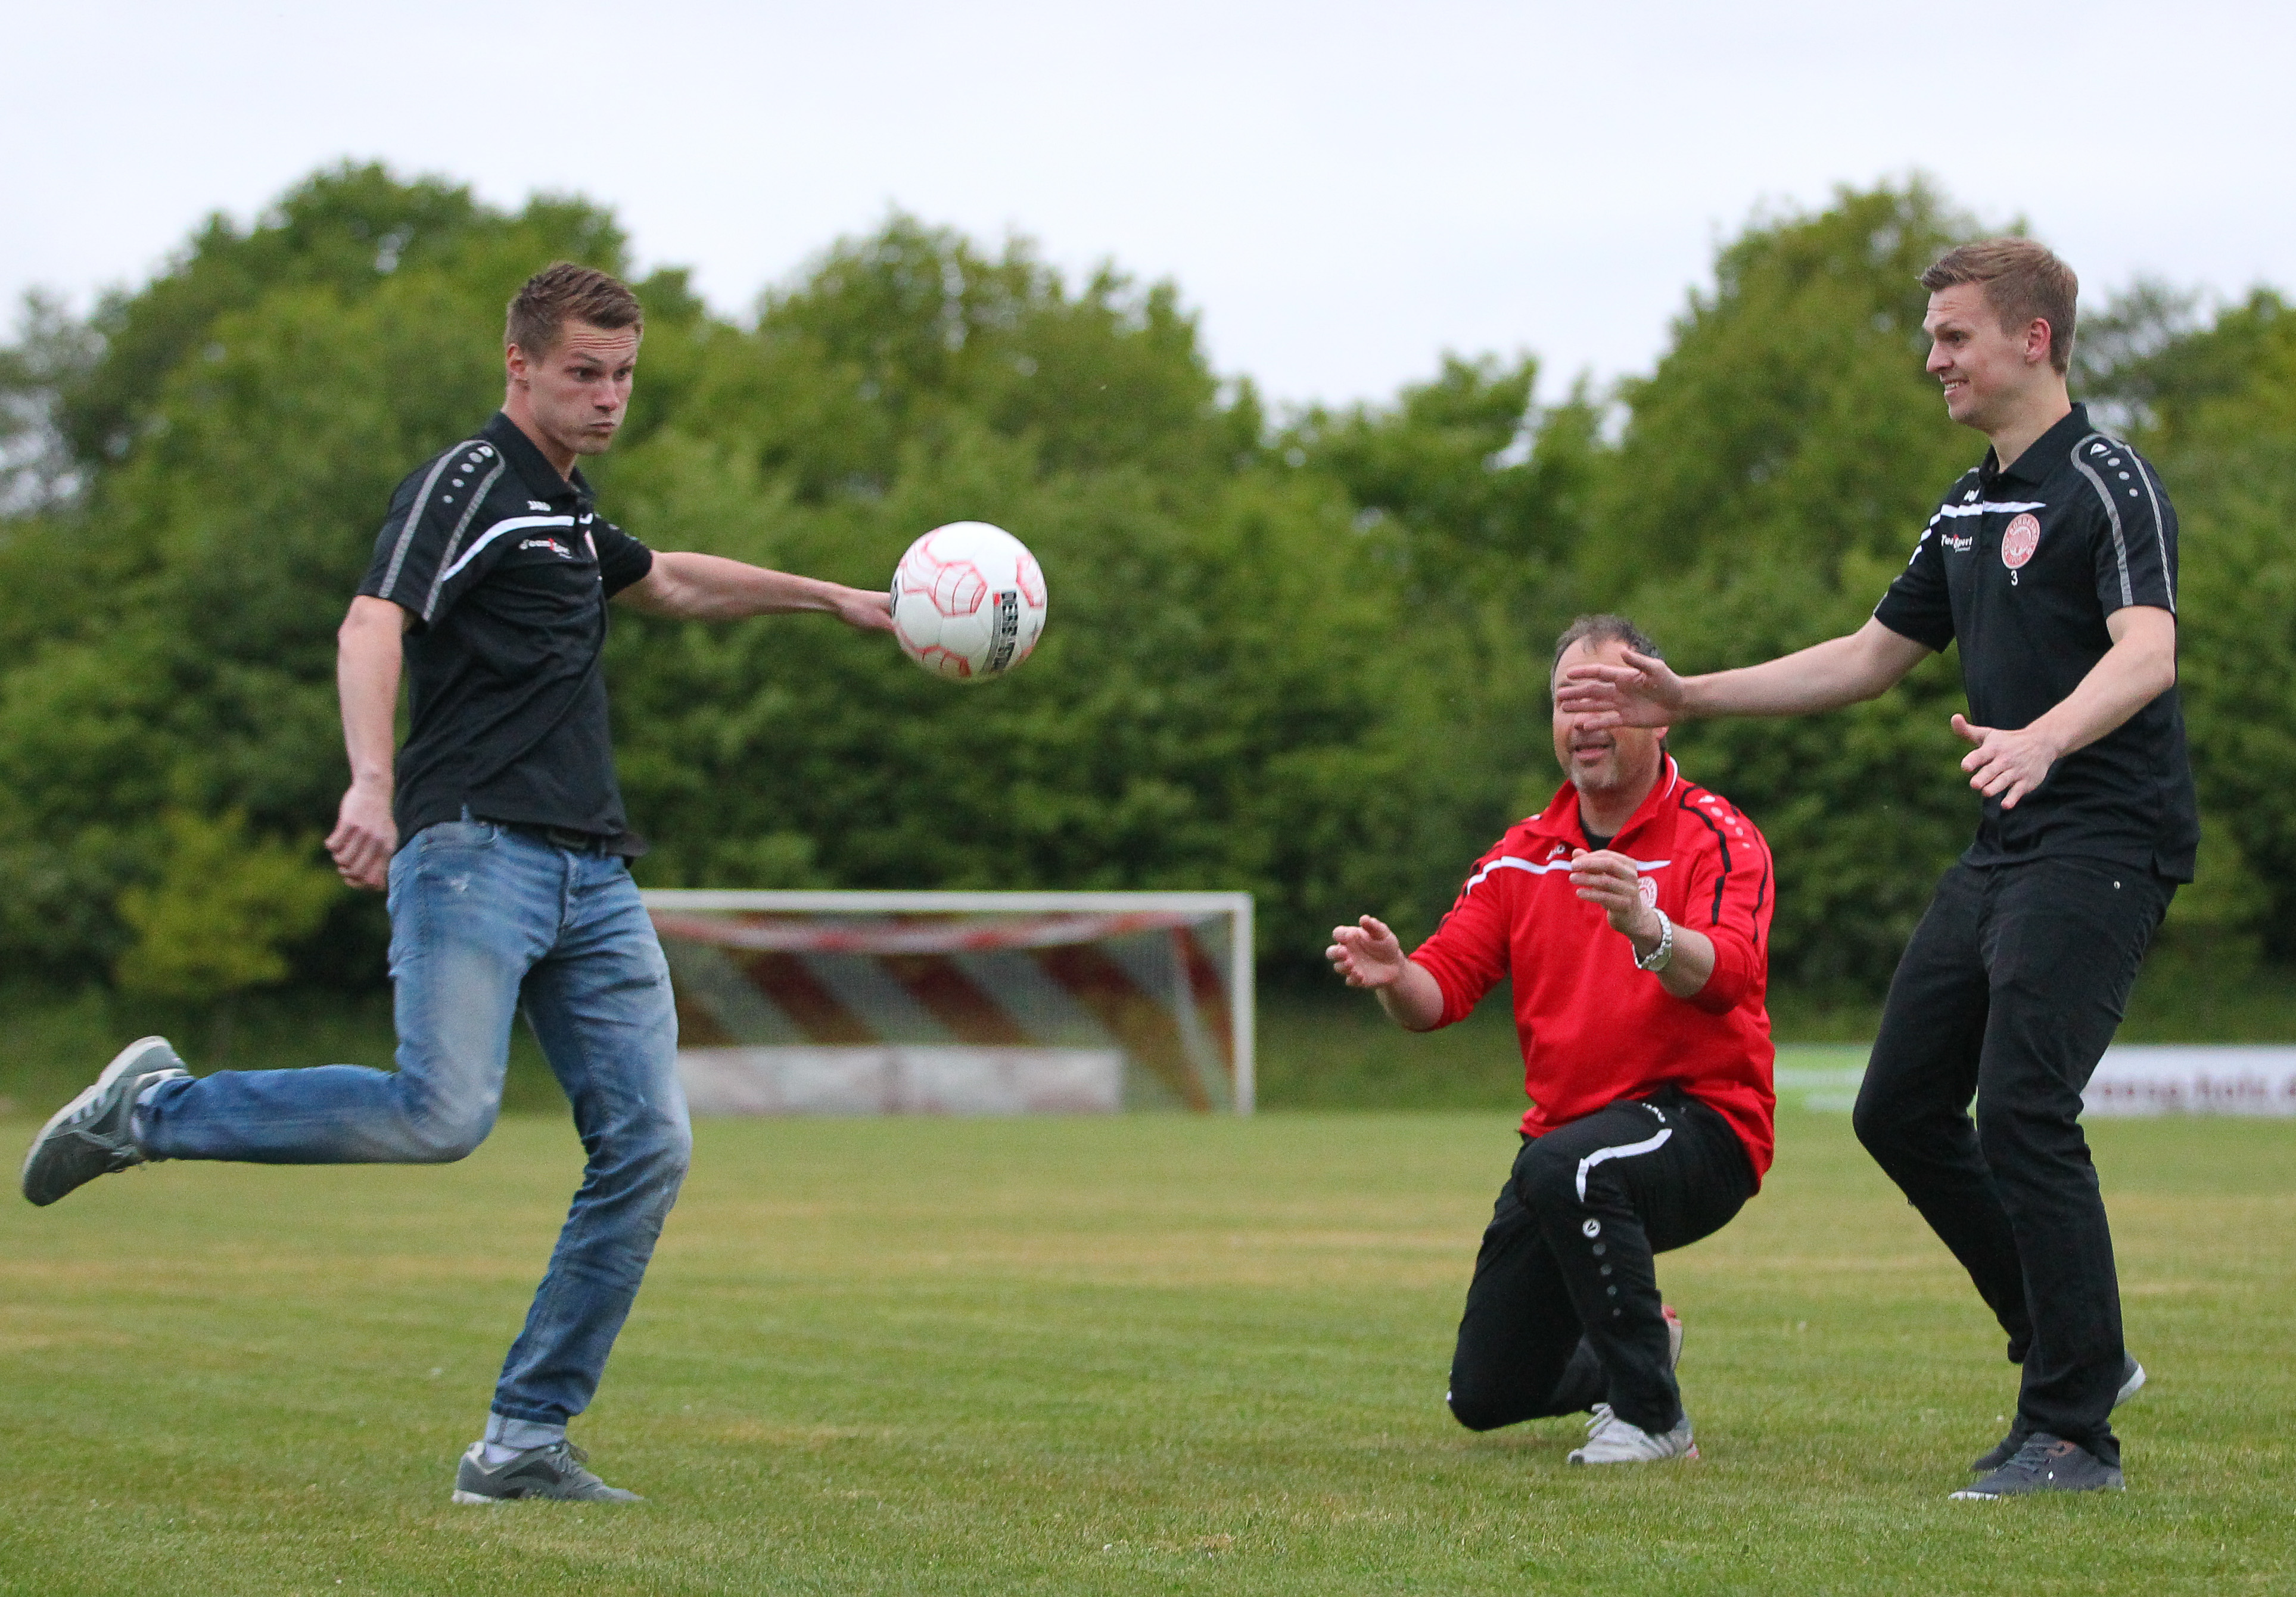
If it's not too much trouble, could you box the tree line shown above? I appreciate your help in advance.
[0,165,2287,1010]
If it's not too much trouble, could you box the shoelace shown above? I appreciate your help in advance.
[1999,1434,2074,1475]
[518,1441,599,1478]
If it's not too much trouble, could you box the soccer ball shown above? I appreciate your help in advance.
[890,522,1048,682]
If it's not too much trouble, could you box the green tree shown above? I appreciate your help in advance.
[114,809,341,1053]
[2094,289,2296,955]
[1589,182,1994,989]
[0,167,669,982]
[4,166,2289,1006]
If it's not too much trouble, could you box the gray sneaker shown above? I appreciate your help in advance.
[1950,1432,2123,1498]
[20,1037,188,1207]
[1970,1354,2145,1473]
[452,1440,642,1503]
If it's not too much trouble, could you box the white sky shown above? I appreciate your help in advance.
[7,0,2292,408]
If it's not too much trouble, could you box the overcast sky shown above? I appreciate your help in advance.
[8,1,2291,408]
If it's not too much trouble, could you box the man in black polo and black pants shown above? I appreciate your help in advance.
[1557,238,2193,1498]
[23,263,897,1502]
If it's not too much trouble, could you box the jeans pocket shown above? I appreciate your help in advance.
[419,820,499,851]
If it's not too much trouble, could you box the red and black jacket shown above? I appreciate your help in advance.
[1410,757,1778,1182]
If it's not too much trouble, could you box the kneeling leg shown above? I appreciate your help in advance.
[1446,1160,1598,1431]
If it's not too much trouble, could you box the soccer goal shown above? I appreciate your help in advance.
[642,890,1255,1116]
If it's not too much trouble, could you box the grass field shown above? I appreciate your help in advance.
[2,1103,2291,1595]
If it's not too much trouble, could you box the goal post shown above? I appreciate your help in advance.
[641,889,1256,1116]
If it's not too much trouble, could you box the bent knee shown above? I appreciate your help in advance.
[647,1113,693,1172]
[1849,1094,1896,1157]
[1974,1103,2084,1176]
[654,1128,693,1184]
[402,1111,497,1163]
[609,1114,692,1182]
[1445,1388,1516,1433]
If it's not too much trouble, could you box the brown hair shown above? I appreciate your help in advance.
[505,263,643,357]
[1551,614,1662,687]
[1919,239,2079,375]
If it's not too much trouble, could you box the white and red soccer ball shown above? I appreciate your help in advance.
[890,522,1048,682]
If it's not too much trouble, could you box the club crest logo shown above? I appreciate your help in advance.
[2002,513,2042,570]
[1638,876,1659,909]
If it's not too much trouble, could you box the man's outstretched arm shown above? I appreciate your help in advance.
[617,551,895,631]
[1554,617,1935,729]
[327,596,410,891]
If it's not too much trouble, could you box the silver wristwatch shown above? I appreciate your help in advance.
[1635,909,1675,973]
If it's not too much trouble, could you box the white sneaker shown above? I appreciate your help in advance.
[1567,1402,1698,1465]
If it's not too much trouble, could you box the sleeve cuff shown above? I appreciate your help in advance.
[1408,948,1476,1029]
[1870,602,1952,654]
[1688,931,1760,1014]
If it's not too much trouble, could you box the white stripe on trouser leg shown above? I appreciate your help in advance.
[1575,1128,1673,1203]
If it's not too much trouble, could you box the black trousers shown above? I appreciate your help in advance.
[1447,1090,1756,1437]
[1853,857,2170,1467]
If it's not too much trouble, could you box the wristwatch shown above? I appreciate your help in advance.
[1635,909,1675,973]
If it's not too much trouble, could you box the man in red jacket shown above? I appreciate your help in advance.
[1329,614,1775,1465]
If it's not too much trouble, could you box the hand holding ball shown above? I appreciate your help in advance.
[891,522,1047,681]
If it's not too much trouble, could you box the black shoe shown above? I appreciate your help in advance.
[1950,1432,2123,1498]
[20,1038,188,1206]
[452,1440,642,1503]
[1970,1354,2145,1472]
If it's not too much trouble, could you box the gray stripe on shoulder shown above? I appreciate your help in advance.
[2070,432,2133,609]
[2082,429,2175,614]
[375,440,486,601]
[2129,449,2174,613]
[419,460,509,622]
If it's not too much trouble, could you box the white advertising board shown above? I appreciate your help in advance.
[1775,1045,2296,1117]
[677,1045,1125,1116]
[2080,1047,2296,1117]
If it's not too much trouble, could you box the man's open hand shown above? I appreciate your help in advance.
[1951,713,2059,810]
[1569,849,1662,943]
[1327,915,1410,989]
[326,784,397,891]
[835,586,896,633]
[1553,649,1684,730]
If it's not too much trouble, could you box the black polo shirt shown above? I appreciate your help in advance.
[357,411,655,840]
[1873,401,2198,880]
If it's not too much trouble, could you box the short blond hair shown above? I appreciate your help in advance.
[1919,239,2079,375]
[505,263,643,358]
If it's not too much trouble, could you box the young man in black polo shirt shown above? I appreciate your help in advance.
[1556,238,2194,1498]
[21,263,895,1502]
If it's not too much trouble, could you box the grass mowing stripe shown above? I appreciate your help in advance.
[1,1109,2290,1595]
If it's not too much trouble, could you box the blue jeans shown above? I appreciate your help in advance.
[138,820,691,1428]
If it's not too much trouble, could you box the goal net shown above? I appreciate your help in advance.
[642,890,1255,1116]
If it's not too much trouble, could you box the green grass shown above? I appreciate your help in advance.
[7,953,2289,1123]
[2,1107,2291,1595]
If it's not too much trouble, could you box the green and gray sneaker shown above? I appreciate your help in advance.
[453,1441,642,1503]
[20,1037,187,1207]
[1970,1354,2146,1473]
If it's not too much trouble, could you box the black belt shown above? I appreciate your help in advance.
[490,821,647,858]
